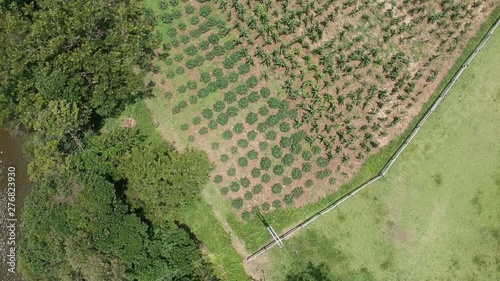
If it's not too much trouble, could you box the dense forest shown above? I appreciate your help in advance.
[0,0,218,280]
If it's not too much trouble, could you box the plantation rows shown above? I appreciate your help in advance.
[148,0,495,219]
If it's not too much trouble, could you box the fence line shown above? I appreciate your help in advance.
[246,16,500,262]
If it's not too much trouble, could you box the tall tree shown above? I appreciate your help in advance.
[0,0,156,132]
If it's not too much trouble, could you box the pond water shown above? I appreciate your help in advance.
[0,128,31,281]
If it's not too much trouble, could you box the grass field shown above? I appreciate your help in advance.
[253,23,500,281]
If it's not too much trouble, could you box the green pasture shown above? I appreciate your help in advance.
[258,22,500,281]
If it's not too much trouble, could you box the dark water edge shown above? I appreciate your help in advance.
[0,128,31,281]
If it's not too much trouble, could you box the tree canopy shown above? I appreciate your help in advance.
[0,0,156,132]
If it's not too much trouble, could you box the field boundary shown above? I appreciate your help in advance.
[246,16,500,262]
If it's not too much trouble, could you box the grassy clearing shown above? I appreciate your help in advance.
[256,21,500,281]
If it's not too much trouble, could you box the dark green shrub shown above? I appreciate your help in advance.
[177,85,187,94]
[291,143,302,154]
[271,145,282,159]
[316,157,330,168]
[165,69,175,79]
[158,0,168,10]
[247,131,257,141]
[302,150,313,161]
[224,91,237,104]
[176,66,185,75]
[280,137,292,148]
[257,122,267,133]
[261,174,271,183]
[164,91,173,99]
[258,106,269,116]
[226,106,239,117]
[192,116,201,125]
[260,157,272,171]
[249,91,260,103]
[178,21,187,31]
[188,135,195,142]
[229,181,239,192]
[228,72,238,83]
[197,88,209,98]
[185,44,197,56]
[251,168,261,178]
[207,81,218,93]
[312,145,322,155]
[211,142,220,150]
[268,97,281,109]
[171,38,180,48]
[279,122,291,133]
[252,206,260,214]
[189,95,198,104]
[271,183,283,194]
[202,108,213,119]
[230,146,238,154]
[245,112,258,125]
[306,179,314,188]
[246,75,259,88]
[272,200,282,209]
[208,120,217,130]
[220,154,229,162]
[227,167,236,177]
[199,5,212,17]
[242,211,251,221]
[266,114,280,127]
[200,72,211,83]
[281,154,294,166]
[259,141,268,151]
[237,97,249,109]
[180,123,189,131]
[238,64,250,75]
[214,175,223,183]
[187,80,198,90]
[241,177,251,188]
[237,139,248,148]
[231,198,243,209]
[213,68,224,78]
[238,157,248,167]
[235,84,249,95]
[244,192,253,200]
[216,77,229,89]
[233,123,244,134]
[199,127,208,135]
[185,4,195,14]
[222,130,233,140]
[180,34,190,44]
[221,187,229,195]
[273,165,284,176]
[262,202,270,211]
[292,187,304,198]
[260,87,271,98]
[213,100,225,112]
[292,168,302,180]
[266,130,277,141]
[173,53,183,62]
[208,33,219,44]
[213,45,225,56]
[252,184,262,194]
[190,15,200,25]
[247,150,258,160]
[302,162,312,172]
[283,177,292,186]
[315,169,332,180]
[284,194,294,205]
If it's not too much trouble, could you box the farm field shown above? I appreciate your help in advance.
[136,0,499,279]
[253,24,500,280]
